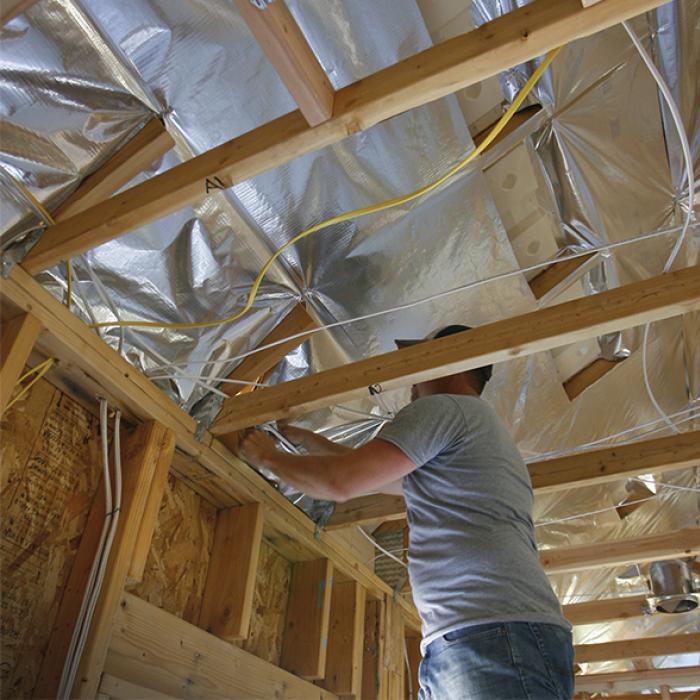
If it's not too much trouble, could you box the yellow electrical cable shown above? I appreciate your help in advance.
[5,358,56,411]
[81,46,557,331]
[9,173,75,309]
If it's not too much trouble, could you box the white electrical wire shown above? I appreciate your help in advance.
[404,637,415,700]
[59,400,113,697]
[356,525,408,569]
[525,404,697,463]
[145,222,695,377]
[59,404,122,699]
[623,21,696,435]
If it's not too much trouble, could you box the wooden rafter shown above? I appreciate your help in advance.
[529,252,598,300]
[562,594,650,626]
[565,357,622,399]
[234,0,334,127]
[0,265,421,631]
[575,665,700,694]
[22,0,667,273]
[52,119,174,221]
[0,0,38,25]
[575,632,700,664]
[212,265,700,432]
[0,312,43,415]
[540,527,700,575]
[325,430,700,528]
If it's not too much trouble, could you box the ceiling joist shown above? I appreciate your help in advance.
[21,0,666,273]
[212,264,700,432]
[325,429,700,528]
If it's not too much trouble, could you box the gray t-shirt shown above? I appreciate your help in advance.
[378,394,569,652]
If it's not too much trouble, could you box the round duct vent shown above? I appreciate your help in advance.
[646,560,699,614]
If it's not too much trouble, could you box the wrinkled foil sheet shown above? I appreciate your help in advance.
[1,0,699,674]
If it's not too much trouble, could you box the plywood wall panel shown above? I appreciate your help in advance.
[0,378,101,699]
[126,473,217,625]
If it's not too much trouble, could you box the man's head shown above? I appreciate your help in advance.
[395,325,493,401]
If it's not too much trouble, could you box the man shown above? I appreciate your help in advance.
[239,325,574,700]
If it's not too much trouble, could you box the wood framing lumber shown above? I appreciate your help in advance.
[529,253,597,300]
[212,264,700,431]
[326,429,700,528]
[22,0,668,273]
[0,311,42,414]
[361,598,385,700]
[565,357,621,399]
[34,478,108,698]
[53,119,174,221]
[575,665,700,693]
[575,632,700,664]
[198,502,264,641]
[106,592,337,700]
[473,104,542,152]
[0,265,421,631]
[319,580,366,697]
[280,558,334,680]
[220,303,316,397]
[540,527,700,575]
[71,421,175,699]
[234,0,333,127]
[0,0,38,25]
[562,594,649,626]
[128,429,176,583]
[98,674,172,700]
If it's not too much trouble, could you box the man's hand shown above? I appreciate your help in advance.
[279,425,350,456]
[238,429,278,470]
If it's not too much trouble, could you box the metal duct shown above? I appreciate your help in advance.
[647,559,699,614]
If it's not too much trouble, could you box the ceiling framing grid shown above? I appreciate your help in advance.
[2,0,699,697]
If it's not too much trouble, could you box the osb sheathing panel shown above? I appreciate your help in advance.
[126,473,217,624]
[237,541,292,666]
[0,377,101,699]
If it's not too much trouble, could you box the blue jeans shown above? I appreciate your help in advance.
[418,622,574,700]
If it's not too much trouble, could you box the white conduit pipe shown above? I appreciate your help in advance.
[58,402,122,698]
[623,20,696,435]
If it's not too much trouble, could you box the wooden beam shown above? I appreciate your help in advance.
[53,119,174,221]
[212,265,700,432]
[0,312,43,414]
[221,304,316,397]
[540,527,700,575]
[235,0,333,127]
[473,104,542,151]
[361,598,385,700]
[565,357,621,399]
[575,632,700,664]
[562,594,649,626]
[0,0,38,25]
[382,599,405,699]
[198,502,264,641]
[98,674,172,700]
[105,592,337,700]
[280,558,334,680]
[21,0,667,272]
[575,665,700,693]
[0,264,422,629]
[71,421,175,699]
[128,429,176,583]
[405,635,421,700]
[326,430,700,528]
[529,253,597,300]
[319,580,366,697]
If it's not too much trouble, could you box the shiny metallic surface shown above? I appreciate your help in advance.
[1,0,699,675]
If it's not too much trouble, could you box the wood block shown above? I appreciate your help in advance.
[319,580,366,697]
[280,558,334,680]
[198,502,264,641]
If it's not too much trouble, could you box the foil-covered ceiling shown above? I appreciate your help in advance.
[1,0,698,680]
